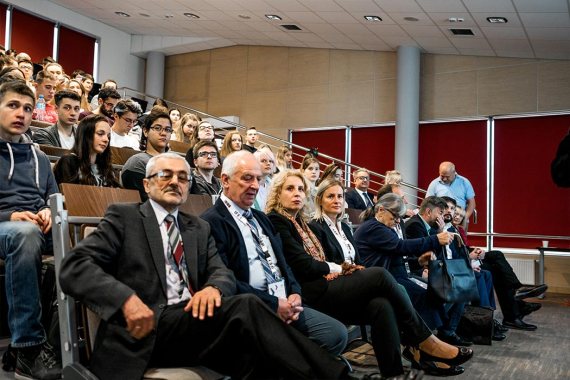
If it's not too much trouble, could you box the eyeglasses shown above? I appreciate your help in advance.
[147,170,190,184]
[356,176,369,181]
[384,208,401,221]
[149,125,173,134]
[121,117,136,125]
[197,151,218,158]
[199,125,213,131]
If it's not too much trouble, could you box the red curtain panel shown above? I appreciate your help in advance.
[58,25,95,75]
[10,9,54,63]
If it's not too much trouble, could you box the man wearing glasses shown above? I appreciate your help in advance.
[190,140,221,196]
[79,87,121,126]
[346,168,375,210]
[60,152,351,380]
[110,99,142,150]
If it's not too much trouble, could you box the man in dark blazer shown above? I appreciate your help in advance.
[201,150,348,356]
[59,153,348,380]
[346,168,375,210]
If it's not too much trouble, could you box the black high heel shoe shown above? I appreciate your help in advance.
[418,346,473,367]
[403,347,465,377]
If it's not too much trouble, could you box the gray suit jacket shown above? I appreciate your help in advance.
[59,201,236,380]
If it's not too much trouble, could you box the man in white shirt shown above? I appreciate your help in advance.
[110,99,142,150]
[32,90,81,148]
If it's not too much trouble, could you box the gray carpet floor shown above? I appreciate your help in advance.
[1,295,568,380]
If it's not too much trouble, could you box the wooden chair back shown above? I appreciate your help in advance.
[60,183,141,217]
[168,140,192,155]
[38,144,70,158]
[179,194,214,216]
[110,146,140,166]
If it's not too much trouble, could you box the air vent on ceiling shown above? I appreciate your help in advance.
[449,28,474,36]
[281,24,302,31]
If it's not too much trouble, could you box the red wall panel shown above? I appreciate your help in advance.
[58,26,95,75]
[11,9,54,63]
[350,125,395,193]
[0,4,6,47]
[417,120,488,246]
[494,115,570,249]
[291,129,346,170]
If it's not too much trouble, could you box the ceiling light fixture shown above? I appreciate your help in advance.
[403,17,419,22]
[487,16,508,23]
[139,13,150,18]
[165,15,174,19]
[265,14,282,21]
[238,14,251,20]
[115,11,130,17]
[364,15,382,22]
[448,17,465,23]
[184,12,200,19]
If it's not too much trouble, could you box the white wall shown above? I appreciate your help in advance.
[5,0,145,91]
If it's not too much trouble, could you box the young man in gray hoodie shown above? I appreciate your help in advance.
[0,80,61,380]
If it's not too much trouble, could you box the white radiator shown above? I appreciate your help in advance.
[505,258,536,285]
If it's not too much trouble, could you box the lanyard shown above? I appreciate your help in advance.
[323,215,354,264]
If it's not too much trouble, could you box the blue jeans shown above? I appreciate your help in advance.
[0,221,47,348]
[292,306,348,356]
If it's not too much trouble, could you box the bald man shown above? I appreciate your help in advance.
[426,162,476,228]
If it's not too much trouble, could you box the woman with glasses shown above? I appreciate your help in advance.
[185,121,216,167]
[121,109,176,200]
[265,172,472,379]
[54,114,119,187]
[110,99,142,150]
[220,130,243,160]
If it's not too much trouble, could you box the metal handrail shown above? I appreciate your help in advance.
[467,232,570,241]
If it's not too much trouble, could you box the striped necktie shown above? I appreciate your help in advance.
[242,209,279,284]
[165,214,194,295]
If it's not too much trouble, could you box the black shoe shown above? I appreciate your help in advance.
[493,319,509,333]
[515,284,548,300]
[437,332,473,347]
[15,343,61,380]
[492,331,507,341]
[502,318,537,331]
[403,347,463,377]
[519,301,542,317]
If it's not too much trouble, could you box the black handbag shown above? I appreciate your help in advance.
[428,248,479,304]
[457,305,494,345]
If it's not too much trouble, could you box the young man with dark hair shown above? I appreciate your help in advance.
[110,99,142,150]
[0,80,61,379]
[242,126,258,153]
[190,140,221,196]
[32,90,81,148]
[89,78,118,109]
[79,86,121,125]
[33,71,58,123]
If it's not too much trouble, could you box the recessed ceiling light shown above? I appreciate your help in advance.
[265,14,282,21]
[487,16,508,24]
[139,13,150,18]
[364,15,382,22]
[184,13,200,19]
[238,14,251,20]
[165,14,174,19]
[448,17,464,23]
[115,11,130,18]
[403,17,419,22]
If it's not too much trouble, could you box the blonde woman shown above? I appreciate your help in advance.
[300,155,320,218]
[173,113,200,143]
[220,131,243,159]
[276,145,294,172]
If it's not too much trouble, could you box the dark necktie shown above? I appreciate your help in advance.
[364,193,373,207]
[165,214,194,295]
[242,209,278,284]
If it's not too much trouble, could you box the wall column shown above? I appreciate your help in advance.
[395,45,421,201]
[145,51,165,99]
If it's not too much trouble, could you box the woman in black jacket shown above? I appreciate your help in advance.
[265,173,472,379]
[54,114,119,187]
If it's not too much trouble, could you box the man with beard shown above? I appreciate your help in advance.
[190,140,221,196]
[79,86,121,126]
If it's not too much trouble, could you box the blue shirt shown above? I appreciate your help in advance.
[426,173,475,209]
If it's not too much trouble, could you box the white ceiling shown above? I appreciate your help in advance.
[48,0,570,59]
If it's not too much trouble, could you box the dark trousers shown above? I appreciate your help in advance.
[394,275,444,331]
[150,294,346,380]
[307,267,432,378]
[480,250,522,321]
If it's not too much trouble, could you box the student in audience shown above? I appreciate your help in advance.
[169,108,181,124]
[0,66,25,85]
[67,79,91,112]
[317,163,343,186]
[80,87,121,125]
[185,120,215,167]
[33,71,58,123]
[301,154,320,218]
[17,58,34,90]
[172,112,200,144]
[242,126,258,153]
[0,80,61,380]
[252,148,276,211]
[220,130,242,160]
[59,152,352,380]
[276,144,294,172]
[110,99,142,150]
[266,171,472,379]
[190,140,221,196]
[53,114,119,187]
[82,73,95,101]
[32,90,81,149]
[44,62,64,85]
[121,109,172,200]
[201,151,349,357]
[89,78,118,110]
[346,168,375,210]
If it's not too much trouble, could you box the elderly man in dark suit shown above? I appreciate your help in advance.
[346,168,375,210]
[59,152,349,380]
[201,150,348,356]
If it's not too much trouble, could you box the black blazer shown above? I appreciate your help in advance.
[308,219,361,265]
[267,211,332,303]
[59,201,236,380]
[201,199,302,312]
[404,214,431,239]
[345,188,375,210]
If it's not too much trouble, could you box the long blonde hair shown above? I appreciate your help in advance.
[221,131,242,158]
[173,113,200,144]
[265,170,309,219]
[313,178,345,222]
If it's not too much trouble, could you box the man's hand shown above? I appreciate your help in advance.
[472,247,485,260]
[37,208,52,234]
[287,294,303,323]
[183,286,222,320]
[10,211,41,225]
[121,294,155,339]
[435,215,445,232]
[436,231,453,245]
[277,298,295,323]
[418,251,436,267]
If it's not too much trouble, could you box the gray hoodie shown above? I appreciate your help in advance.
[0,134,58,222]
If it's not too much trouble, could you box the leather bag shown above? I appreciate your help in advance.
[428,250,479,304]
[457,305,494,345]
